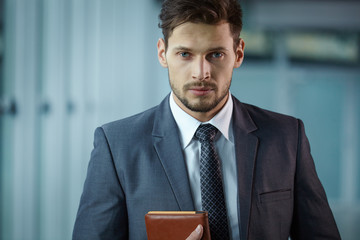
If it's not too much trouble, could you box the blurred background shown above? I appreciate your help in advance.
[0,0,359,239]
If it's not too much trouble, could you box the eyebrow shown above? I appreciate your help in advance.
[172,46,230,53]
[173,46,192,52]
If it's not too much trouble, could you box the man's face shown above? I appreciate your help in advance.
[157,21,244,120]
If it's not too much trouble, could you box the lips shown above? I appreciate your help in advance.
[188,87,213,96]
[183,82,217,96]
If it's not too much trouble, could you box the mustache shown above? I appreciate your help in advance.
[183,82,217,90]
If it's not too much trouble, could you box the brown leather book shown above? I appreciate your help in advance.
[145,211,211,240]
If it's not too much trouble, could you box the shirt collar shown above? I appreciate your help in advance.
[169,91,233,149]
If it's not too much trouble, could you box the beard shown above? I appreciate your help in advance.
[170,79,231,113]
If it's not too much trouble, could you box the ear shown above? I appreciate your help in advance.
[234,38,245,68]
[157,38,168,68]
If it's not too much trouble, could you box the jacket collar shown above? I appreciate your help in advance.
[232,96,258,240]
[152,95,195,210]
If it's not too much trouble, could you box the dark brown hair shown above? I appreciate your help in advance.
[159,0,243,51]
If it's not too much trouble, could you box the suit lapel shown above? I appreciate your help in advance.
[152,95,195,211]
[232,96,259,240]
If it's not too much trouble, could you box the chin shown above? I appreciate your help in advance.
[185,100,219,113]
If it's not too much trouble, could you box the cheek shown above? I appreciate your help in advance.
[168,62,191,78]
[168,65,184,87]
[212,64,233,78]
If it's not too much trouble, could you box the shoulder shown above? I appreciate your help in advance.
[96,94,172,145]
[100,105,158,140]
[244,102,297,124]
[232,96,300,136]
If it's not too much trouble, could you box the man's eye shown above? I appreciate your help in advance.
[180,52,190,58]
[212,52,224,58]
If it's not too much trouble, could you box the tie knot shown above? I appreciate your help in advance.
[195,124,218,143]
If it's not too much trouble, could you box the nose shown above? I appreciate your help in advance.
[192,57,210,81]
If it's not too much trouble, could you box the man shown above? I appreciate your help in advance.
[73,0,341,239]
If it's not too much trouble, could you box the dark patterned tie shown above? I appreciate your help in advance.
[195,124,230,240]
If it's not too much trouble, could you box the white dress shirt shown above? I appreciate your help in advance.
[169,92,239,239]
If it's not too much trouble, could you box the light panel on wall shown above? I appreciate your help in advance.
[285,32,359,64]
[241,30,274,60]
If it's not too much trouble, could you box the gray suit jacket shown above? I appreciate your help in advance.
[73,95,340,240]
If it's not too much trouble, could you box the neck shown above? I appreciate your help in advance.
[173,94,229,122]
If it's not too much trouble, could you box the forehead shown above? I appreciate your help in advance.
[167,22,233,52]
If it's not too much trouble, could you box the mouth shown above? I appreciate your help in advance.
[188,86,214,96]
[185,82,216,96]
